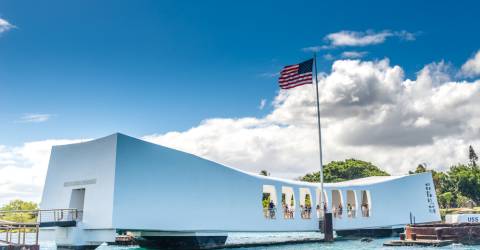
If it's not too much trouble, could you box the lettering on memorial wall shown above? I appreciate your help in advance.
[467,217,479,223]
[425,183,436,213]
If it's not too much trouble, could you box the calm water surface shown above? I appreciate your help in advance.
[5,232,480,250]
[97,232,480,250]
[220,237,480,250]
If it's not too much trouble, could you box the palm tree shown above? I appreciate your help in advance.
[469,145,478,167]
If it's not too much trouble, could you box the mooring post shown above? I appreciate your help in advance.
[36,224,39,245]
[6,226,10,243]
[323,212,334,242]
[23,225,26,245]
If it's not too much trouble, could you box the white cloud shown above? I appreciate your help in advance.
[326,30,392,47]
[3,53,480,205]
[0,139,87,205]
[18,114,53,123]
[460,50,480,77]
[323,53,335,60]
[394,30,417,41]
[341,51,368,59]
[0,18,14,34]
[305,30,417,51]
[143,56,480,179]
[303,45,330,53]
[414,117,431,128]
[259,99,267,110]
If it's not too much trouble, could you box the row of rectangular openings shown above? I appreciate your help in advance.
[331,190,371,218]
[263,185,371,220]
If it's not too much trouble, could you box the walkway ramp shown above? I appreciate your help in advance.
[0,209,81,228]
[0,209,82,249]
[0,219,39,250]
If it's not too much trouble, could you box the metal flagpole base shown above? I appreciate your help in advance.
[321,212,334,242]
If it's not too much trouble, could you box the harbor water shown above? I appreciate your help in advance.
[5,232,480,249]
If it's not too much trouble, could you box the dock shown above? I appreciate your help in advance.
[0,220,39,250]
[384,222,480,247]
[384,239,454,247]
[0,209,81,250]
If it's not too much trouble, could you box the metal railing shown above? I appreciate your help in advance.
[0,209,82,247]
[332,208,343,218]
[0,220,39,246]
[300,207,312,219]
[0,209,83,224]
[331,208,370,218]
[37,209,83,223]
[361,207,370,217]
[263,208,277,219]
[282,207,295,219]
[347,209,356,218]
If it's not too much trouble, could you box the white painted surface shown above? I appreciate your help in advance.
[39,133,441,245]
[330,173,440,230]
[41,135,117,229]
[445,214,480,223]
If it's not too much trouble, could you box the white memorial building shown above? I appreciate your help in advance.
[40,133,441,249]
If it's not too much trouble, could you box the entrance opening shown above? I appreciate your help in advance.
[346,190,357,218]
[361,190,371,217]
[299,188,312,219]
[69,188,85,221]
[331,190,343,218]
[281,186,295,219]
[262,185,277,219]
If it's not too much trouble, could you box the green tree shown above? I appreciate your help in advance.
[438,192,453,209]
[433,171,452,196]
[456,194,471,208]
[259,170,270,176]
[408,164,451,197]
[301,159,390,183]
[305,194,311,207]
[0,199,38,223]
[262,193,270,209]
[409,164,427,174]
[448,164,480,203]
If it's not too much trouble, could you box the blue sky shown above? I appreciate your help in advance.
[1,0,479,145]
[1,1,480,203]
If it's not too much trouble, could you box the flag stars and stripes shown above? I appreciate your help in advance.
[278,59,314,89]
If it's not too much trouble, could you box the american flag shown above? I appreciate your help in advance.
[278,58,314,89]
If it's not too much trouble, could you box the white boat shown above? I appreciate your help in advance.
[39,133,441,249]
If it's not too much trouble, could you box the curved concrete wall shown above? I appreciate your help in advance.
[41,133,441,233]
[112,134,319,232]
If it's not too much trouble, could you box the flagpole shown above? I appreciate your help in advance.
[313,53,325,216]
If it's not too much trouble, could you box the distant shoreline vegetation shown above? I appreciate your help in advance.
[299,159,390,183]
[0,200,38,223]
[294,145,479,210]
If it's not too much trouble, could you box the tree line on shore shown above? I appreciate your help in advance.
[0,199,38,223]
[425,145,479,209]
